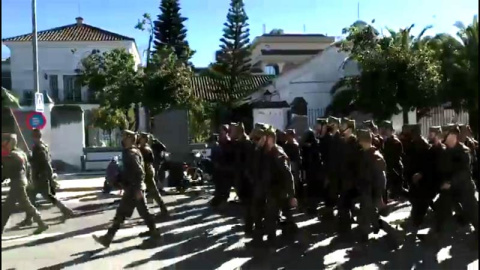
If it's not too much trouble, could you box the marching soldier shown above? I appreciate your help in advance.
[363,120,384,150]
[151,135,167,193]
[251,126,297,249]
[323,116,342,220]
[337,118,361,235]
[378,120,406,200]
[209,125,235,207]
[138,132,169,218]
[2,134,48,235]
[284,129,303,205]
[427,126,478,247]
[353,129,401,254]
[244,123,267,235]
[300,129,320,213]
[230,123,251,203]
[404,126,446,240]
[93,130,160,248]
[316,118,330,212]
[276,129,287,148]
[21,129,74,226]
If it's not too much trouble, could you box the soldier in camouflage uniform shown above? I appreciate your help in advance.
[404,126,446,240]
[250,126,297,248]
[300,129,320,213]
[138,132,169,217]
[2,134,48,235]
[337,118,362,235]
[284,129,303,206]
[378,120,406,201]
[322,116,342,220]
[93,130,160,248]
[363,120,384,150]
[353,129,401,254]
[427,126,478,248]
[21,129,74,225]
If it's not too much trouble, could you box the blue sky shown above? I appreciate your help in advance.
[1,0,478,67]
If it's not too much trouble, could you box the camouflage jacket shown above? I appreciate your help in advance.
[30,141,54,179]
[121,146,146,191]
[2,148,30,188]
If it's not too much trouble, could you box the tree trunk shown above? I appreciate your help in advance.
[402,110,409,124]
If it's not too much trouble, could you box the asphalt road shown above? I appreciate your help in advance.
[1,180,478,270]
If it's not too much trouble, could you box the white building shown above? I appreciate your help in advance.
[3,17,141,104]
[245,41,416,132]
[2,17,141,170]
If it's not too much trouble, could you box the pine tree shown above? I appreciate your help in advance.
[152,0,192,63]
[217,0,251,83]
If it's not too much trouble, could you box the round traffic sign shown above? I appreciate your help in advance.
[26,112,47,130]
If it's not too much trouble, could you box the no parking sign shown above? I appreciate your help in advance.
[26,112,47,130]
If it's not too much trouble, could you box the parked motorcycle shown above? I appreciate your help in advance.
[158,152,192,193]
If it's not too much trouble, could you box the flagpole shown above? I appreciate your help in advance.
[32,0,40,94]
[10,109,30,152]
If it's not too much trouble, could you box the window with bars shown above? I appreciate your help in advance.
[49,75,59,101]
[63,75,82,102]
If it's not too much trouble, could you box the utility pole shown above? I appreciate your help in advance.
[32,0,40,94]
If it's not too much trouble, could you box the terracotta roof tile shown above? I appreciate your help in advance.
[191,75,274,102]
[2,23,134,42]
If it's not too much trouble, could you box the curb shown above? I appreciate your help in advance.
[2,186,103,196]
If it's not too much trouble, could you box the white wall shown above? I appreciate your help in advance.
[4,41,140,100]
[250,45,352,112]
[253,108,289,131]
[50,109,85,169]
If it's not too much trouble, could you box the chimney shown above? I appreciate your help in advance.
[75,17,83,26]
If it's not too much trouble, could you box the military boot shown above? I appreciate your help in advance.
[33,221,49,235]
[138,228,162,238]
[17,218,33,227]
[29,211,49,234]
[92,233,114,248]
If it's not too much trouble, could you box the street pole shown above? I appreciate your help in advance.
[32,0,40,94]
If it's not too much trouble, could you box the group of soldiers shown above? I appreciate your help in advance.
[2,129,75,235]
[208,117,479,251]
[2,118,478,252]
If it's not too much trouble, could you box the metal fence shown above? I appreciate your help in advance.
[418,107,469,137]
[307,108,326,127]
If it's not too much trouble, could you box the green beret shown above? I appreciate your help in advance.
[357,129,372,142]
[429,126,442,134]
[316,118,327,125]
[327,116,340,125]
[379,120,393,130]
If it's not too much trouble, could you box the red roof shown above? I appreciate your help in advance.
[3,22,134,42]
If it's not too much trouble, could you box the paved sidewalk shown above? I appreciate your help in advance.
[2,177,105,195]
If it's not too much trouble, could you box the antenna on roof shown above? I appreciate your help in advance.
[357,1,360,20]
[77,0,81,17]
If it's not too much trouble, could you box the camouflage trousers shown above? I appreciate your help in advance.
[2,186,43,232]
